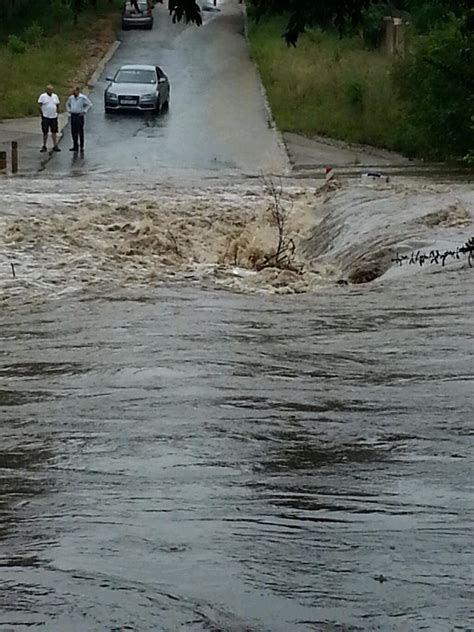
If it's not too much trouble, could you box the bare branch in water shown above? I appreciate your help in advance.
[259,176,302,273]
[166,230,181,257]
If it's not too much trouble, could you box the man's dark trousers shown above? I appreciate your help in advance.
[70,113,85,150]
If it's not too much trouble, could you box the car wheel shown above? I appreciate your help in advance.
[105,107,114,114]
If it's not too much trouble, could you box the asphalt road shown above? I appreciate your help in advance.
[45,0,288,178]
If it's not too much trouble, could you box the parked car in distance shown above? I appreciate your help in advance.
[104,65,170,113]
[122,1,154,30]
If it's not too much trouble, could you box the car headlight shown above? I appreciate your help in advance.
[141,93,155,100]
[106,92,118,100]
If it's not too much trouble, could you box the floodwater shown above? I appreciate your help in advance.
[0,174,473,631]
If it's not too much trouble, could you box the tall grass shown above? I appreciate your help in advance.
[248,18,405,152]
[0,38,85,118]
[0,1,121,119]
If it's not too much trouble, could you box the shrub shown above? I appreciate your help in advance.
[395,14,474,159]
[23,22,44,46]
[407,0,470,33]
[345,79,364,109]
[361,3,392,48]
[7,35,27,54]
[45,0,73,32]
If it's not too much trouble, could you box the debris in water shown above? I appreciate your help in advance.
[361,171,390,183]
[393,237,474,268]
[0,183,332,300]
[325,166,335,183]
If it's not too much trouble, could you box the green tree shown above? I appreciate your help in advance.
[396,12,474,158]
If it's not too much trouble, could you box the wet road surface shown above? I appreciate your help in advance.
[44,0,288,178]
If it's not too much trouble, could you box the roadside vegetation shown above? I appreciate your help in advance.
[0,0,122,119]
[247,1,474,162]
[249,18,405,152]
[0,0,471,162]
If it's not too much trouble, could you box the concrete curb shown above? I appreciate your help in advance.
[241,2,291,174]
[87,40,121,90]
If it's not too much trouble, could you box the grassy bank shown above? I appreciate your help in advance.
[248,17,408,154]
[0,2,122,119]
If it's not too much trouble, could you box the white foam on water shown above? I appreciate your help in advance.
[1,176,472,304]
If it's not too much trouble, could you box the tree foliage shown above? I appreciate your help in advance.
[168,0,202,26]
[396,11,474,158]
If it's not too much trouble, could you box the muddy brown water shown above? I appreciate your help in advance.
[0,175,473,631]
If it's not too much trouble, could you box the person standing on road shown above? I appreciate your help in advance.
[38,84,61,153]
[66,87,93,153]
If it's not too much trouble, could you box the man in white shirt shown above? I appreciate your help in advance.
[37,85,61,153]
[66,86,93,153]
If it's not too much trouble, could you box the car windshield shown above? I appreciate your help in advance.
[125,2,147,8]
[115,69,156,84]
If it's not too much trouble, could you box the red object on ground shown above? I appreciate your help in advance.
[325,166,335,182]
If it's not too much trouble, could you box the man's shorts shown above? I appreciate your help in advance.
[41,117,58,134]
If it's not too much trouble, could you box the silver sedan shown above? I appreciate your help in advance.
[122,1,154,30]
[104,64,170,113]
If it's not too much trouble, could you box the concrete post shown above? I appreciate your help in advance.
[383,16,406,56]
[383,17,395,55]
[0,151,7,174]
[393,18,405,56]
[11,141,18,174]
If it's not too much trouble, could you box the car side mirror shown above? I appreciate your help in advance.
[106,77,114,82]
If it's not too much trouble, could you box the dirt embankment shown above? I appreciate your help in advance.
[68,17,118,93]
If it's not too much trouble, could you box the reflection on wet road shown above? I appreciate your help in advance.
[44,1,288,177]
[1,276,472,630]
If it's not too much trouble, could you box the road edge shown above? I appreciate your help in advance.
[241,3,290,174]
[87,40,122,90]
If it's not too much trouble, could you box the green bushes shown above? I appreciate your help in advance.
[248,19,404,150]
[0,0,122,119]
[345,79,364,110]
[361,2,391,48]
[249,13,474,161]
[396,14,474,159]
[6,35,27,55]
[23,23,44,46]
[0,36,84,117]
[0,0,122,42]
[0,0,72,40]
[5,22,44,55]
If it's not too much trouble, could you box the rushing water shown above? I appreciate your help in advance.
[0,175,473,631]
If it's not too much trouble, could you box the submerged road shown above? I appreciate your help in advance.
[45,0,288,177]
